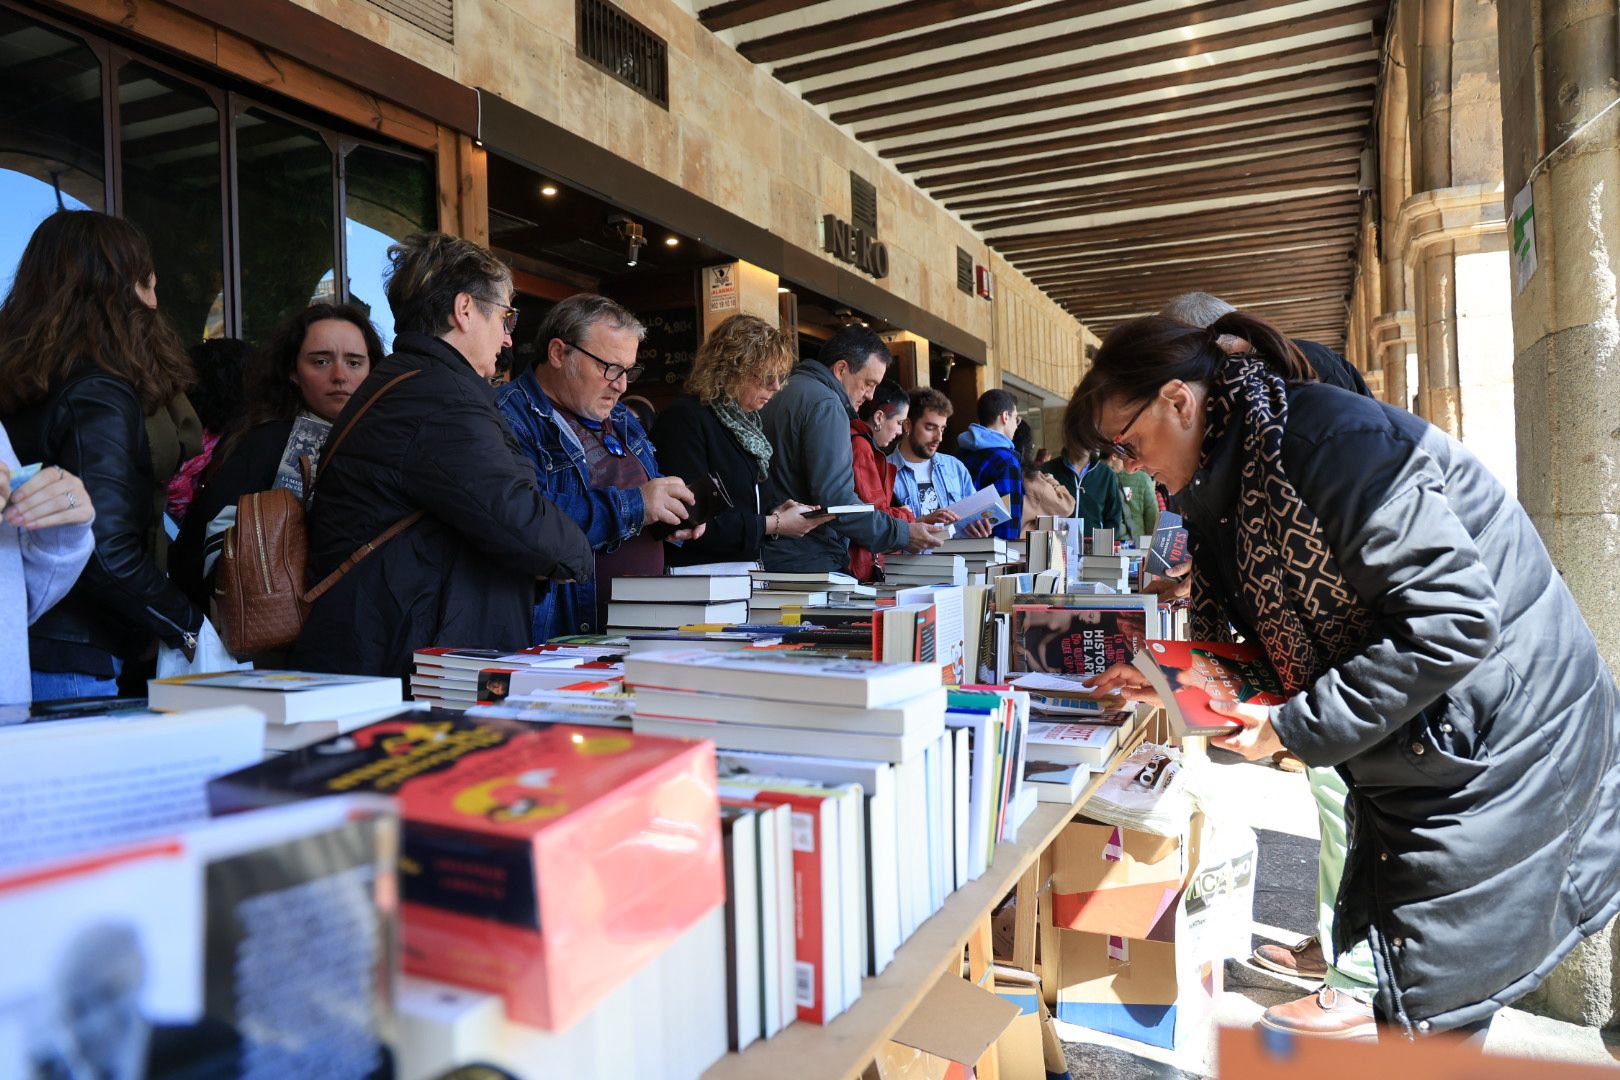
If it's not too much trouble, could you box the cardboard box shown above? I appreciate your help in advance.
[991,966,1070,1080]
[211,716,725,1030]
[1051,820,1255,1050]
[866,972,1021,1079]
[1048,815,1195,938]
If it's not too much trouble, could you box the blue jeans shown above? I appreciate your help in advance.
[32,657,123,702]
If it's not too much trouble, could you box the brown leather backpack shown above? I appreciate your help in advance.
[215,369,423,657]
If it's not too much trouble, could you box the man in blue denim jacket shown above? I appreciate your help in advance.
[496,294,699,640]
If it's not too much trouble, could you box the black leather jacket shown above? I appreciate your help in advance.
[3,366,203,662]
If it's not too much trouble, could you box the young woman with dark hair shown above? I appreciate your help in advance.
[0,210,203,697]
[1079,311,1620,1040]
[168,303,385,610]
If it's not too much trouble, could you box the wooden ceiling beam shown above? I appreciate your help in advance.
[1053,269,1351,300]
[1065,289,1350,316]
[880,59,1379,159]
[972,166,1359,230]
[698,0,827,32]
[1014,219,1360,272]
[900,86,1373,174]
[990,191,1362,252]
[740,0,1038,63]
[807,0,1311,102]
[947,141,1363,212]
[1029,242,1354,288]
[827,1,1381,122]
[925,114,1368,197]
[857,37,1373,141]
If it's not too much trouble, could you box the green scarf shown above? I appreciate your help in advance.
[711,398,771,481]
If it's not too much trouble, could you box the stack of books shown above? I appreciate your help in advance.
[937,536,1011,582]
[607,573,751,631]
[882,552,967,586]
[747,570,850,621]
[147,669,409,751]
[623,648,989,1027]
[409,647,594,709]
[1025,710,1137,770]
[1078,553,1132,591]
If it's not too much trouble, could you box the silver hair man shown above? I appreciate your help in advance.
[1159,292,1236,329]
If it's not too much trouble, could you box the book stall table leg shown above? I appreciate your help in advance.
[1013,861,1040,974]
[967,913,1001,1080]
[1037,849,1060,1009]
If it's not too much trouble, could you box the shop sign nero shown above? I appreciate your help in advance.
[822,214,889,279]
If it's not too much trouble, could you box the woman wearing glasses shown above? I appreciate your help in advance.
[1078,311,1620,1041]
[291,232,592,678]
[652,314,824,568]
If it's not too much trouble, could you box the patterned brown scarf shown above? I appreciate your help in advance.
[1189,356,1374,693]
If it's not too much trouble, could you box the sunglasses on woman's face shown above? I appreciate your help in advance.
[480,298,519,334]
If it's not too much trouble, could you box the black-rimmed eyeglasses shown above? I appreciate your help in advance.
[567,339,645,385]
[1109,396,1155,462]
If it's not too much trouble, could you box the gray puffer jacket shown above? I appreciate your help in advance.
[759,360,908,572]
[1182,382,1620,1034]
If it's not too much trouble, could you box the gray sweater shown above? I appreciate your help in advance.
[760,361,908,572]
[1,425,94,703]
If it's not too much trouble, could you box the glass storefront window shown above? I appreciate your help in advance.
[234,106,334,345]
[344,144,434,348]
[119,62,223,344]
[0,10,103,294]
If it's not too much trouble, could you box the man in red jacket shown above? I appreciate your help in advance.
[847,381,914,582]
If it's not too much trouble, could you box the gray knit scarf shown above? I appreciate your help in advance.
[711,398,772,481]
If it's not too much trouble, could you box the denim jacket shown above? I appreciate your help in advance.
[495,369,660,639]
[887,446,976,519]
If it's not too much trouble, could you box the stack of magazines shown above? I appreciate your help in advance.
[1080,742,1192,837]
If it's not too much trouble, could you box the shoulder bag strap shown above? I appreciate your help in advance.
[300,367,426,604]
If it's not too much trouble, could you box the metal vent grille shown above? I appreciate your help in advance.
[577,0,669,108]
[365,0,453,43]
[956,247,973,293]
[850,172,877,236]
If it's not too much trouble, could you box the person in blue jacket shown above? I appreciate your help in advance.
[497,293,701,639]
[955,388,1024,541]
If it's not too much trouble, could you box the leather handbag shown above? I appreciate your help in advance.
[215,369,423,657]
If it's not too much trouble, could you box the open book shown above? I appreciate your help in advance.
[1130,639,1287,737]
[943,485,1011,535]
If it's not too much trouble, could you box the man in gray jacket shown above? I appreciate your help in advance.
[761,328,945,572]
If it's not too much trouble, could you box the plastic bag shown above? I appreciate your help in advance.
[156,617,251,678]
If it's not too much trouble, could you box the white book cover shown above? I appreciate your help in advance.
[720,807,762,1051]
[671,561,759,577]
[611,575,752,603]
[0,706,264,870]
[605,599,748,628]
[746,590,830,609]
[750,570,857,587]
[944,707,998,881]
[893,753,928,938]
[148,670,401,725]
[717,751,899,977]
[632,713,929,764]
[950,726,971,891]
[895,584,966,685]
[623,648,940,708]
[631,685,945,739]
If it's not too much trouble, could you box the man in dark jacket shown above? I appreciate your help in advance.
[956,389,1024,541]
[761,327,944,572]
[1039,445,1125,535]
[293,233,592,679]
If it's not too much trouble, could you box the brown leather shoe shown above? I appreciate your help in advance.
[1252,935,1329,979]
[1259,987,1377,1039]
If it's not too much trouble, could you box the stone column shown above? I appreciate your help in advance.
[1398,0,1507,437]
[1371,309,1416,408]
[1498,0,1620,1028]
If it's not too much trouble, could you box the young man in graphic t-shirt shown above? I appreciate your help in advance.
[888,387,990,537]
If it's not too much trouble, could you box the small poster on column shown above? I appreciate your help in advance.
[1510,183,1537,294]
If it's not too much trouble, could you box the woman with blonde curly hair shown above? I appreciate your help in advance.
[652,313,823,566]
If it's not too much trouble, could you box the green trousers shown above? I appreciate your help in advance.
[1308,765,1378,997]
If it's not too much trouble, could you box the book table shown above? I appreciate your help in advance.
[702,723,1152,1080]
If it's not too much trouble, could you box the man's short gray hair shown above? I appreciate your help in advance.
[534,293,646,352]
[1159,292,1236,329]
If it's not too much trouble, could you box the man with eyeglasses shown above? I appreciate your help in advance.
[497,293,701,640]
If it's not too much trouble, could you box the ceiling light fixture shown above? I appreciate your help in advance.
[540,183,558,197]
[664,236,680,247]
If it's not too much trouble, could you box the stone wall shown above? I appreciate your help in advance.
[286,0,1088,399]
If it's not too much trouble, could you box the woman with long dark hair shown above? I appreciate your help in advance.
[169,303,383,609]
[1078,311,1620,1039]
[0,210,203,697]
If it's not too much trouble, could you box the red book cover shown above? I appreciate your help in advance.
[1011,606,1147,676]
[209,715,722,1031]
[718,780,840,1025]
[1132,639,1287,737]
